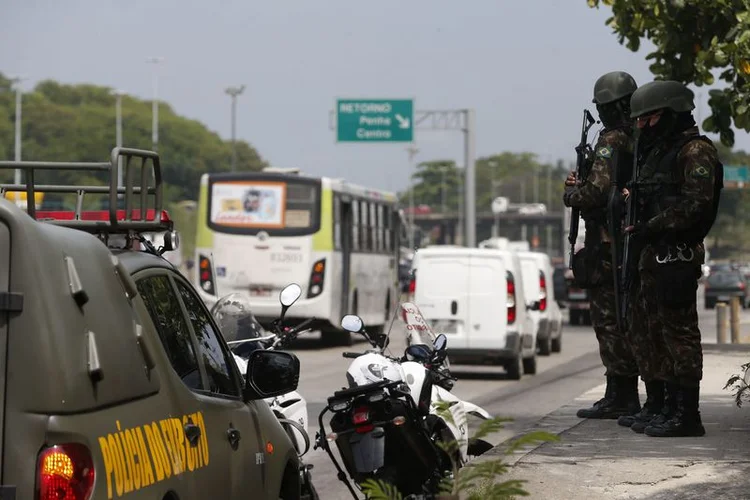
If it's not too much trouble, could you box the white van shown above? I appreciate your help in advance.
[515,250,564,355]
[411,246,539,380]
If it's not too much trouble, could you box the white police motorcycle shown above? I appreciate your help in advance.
[315,302,493,498]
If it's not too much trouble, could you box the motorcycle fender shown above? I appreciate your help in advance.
[431,386,469,460]
[271,391,308,452]
[462,401,492,420]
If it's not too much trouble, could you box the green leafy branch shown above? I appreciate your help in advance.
[724,361,750,407]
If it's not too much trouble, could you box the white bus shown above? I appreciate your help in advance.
[194,169,402,346]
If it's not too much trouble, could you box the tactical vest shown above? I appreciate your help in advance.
[637,133,724,243]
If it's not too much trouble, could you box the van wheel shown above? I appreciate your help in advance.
[551,330,562,353]
[322,329,353,347]
[505,353,522,380]
[538,336,551,356]
[522,355,537,375]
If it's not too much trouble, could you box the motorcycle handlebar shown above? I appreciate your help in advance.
[289,317,315,334]
[342,352,362,359]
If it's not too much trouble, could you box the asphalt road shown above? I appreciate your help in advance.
[283,283,734,499]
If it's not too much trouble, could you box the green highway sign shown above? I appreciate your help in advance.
[724,165,749,183]
[336,99,414,142]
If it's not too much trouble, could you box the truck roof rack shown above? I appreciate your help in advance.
[0,147,172,234]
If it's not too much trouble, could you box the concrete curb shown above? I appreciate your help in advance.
[476,383,605,467]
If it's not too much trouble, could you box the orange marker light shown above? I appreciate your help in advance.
[266,441,274,454]
[314,262,324,273]
[200,259,209,269]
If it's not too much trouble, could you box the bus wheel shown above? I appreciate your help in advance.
[322,329,353,347]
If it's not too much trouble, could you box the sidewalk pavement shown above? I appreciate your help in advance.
[478,341,750,499]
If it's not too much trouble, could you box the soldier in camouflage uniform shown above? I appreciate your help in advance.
[563,71,641,420]
[622,80,723,437]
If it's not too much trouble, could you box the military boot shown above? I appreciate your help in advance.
[577,376,640,419]
[632,381,676,433]
[645,385,706,437]
[619,380,664,430]
[577,376,615,418]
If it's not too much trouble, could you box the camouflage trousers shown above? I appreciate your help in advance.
[627,242,704,386]
[591,284,639,376]
[589,247,638,377]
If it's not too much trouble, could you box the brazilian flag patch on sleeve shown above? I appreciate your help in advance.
[596,145,613,159]
[692,165,710,179]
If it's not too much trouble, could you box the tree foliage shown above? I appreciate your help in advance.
[587,0,750,147]
[402,153,570,214]
[0,72,267,203]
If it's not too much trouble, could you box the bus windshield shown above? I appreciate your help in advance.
[207,175,321,236]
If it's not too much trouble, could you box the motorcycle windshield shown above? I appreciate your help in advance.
[386,302,438,349]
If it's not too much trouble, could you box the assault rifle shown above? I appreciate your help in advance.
[619,134,641,330]
[607,150,626,333]
[567,109,598,269]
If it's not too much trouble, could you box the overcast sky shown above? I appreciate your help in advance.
[1,0,746,194]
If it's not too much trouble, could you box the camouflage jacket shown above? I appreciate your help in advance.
[563,127,632,243]
[563,127,631,211]
[643,127,720,235]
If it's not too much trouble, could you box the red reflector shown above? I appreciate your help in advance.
[36,443,95,500]
[311,274,322,284]
[35,209,171,223]
[507,272,516,325]
[200,270,210,281]
[408,278,416,294]
[352,406,370,425]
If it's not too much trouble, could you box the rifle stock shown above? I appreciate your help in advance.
[568,109,597,269]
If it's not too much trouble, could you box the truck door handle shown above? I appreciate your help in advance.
[227,426,241,451]
[451,300,458,315]
[184,422,201,447]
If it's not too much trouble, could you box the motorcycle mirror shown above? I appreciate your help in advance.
[278,283,302,321]
[433,334,447,352]
[405,344,432,361]
[280,283,302,307]
[340,314,364,333]
[743,364,750,387]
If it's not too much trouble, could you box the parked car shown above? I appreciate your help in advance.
[705,270,750,309]
[553,264,569,307]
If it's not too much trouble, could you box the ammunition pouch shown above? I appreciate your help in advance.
[572,242,611,289]
[653,242,701,309]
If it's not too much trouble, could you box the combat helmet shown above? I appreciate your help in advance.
[592,71,638,105]
[630,80,695,118]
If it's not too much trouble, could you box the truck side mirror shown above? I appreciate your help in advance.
[243,351,300,402]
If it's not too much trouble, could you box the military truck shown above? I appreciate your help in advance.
[0,148,313,499]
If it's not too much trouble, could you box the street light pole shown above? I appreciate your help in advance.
[113,90,124,188]
[406,145,419,250]
[10,76,25,187]
[146,57,164,152]
[225,85,246,172]
[441,165,447,215]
